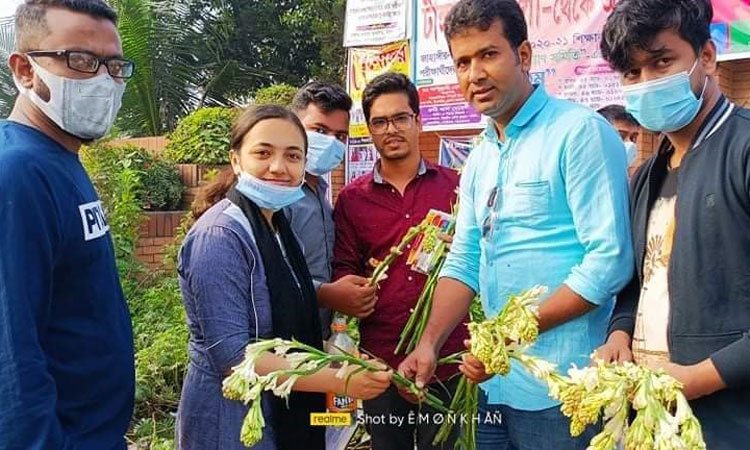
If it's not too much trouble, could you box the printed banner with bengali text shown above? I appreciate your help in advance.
[416,0,750,132]
[416,0,625,131]
[344,0,410,47]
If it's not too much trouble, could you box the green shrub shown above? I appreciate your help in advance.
[82,142,189,450]
[140,158,183,211]
[162,211,194,272]
[163,107,239,164]
[254,83,298,106]
[131,416,176,450]
[82,143,184,212]
[130,277,188,414]
[82,145,145,264]
[128,276,188,450]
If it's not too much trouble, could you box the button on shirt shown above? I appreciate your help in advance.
[440,85,633,410]
[285,175,336,337]
[333,160,468,379]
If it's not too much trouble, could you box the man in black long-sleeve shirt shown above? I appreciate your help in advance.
[595,1,750,448]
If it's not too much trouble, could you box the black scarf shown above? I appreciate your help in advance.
[227,189,325,450]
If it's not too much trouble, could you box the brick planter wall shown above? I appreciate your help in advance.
[176,163,231,211]
[136,211,187,269]
[110,136,168,156]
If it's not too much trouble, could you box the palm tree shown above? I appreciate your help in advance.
[112,0,274,137]
[0,17,17,118]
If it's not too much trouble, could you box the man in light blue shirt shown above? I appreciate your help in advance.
[398,1,633,448]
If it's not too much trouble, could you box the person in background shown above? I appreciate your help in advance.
[0,1,136,448]
[598,104,643,176]
[332,72,465,450]
[596,0,750,447]
[398,1,633,449]
[286,82,377,339]
[175,105,392,450]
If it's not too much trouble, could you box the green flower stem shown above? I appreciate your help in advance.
[369,224,425,287]
[433,375,467,445]
[438,350,467,366]
[394,270,436,354]
[395,254,447,355]
[275,340,450,414]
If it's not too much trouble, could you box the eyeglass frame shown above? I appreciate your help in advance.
[368,112,417,135]
[26,50,136,79]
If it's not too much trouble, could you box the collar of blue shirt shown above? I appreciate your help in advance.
[304,174,329,195]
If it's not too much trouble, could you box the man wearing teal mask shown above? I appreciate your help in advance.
[596,0,750,447]
[286,82,378,339]
[597,104,642,177]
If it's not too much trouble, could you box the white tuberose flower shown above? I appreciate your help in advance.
[272,375,300,398]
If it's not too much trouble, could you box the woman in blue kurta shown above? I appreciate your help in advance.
[175,105,391,450]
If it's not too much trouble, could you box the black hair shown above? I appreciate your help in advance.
[444,0,528,49]
[601,0,713,73]
[15,0,118,52]
[361,72,419,123]
[597,104,640,127]
[290,81,353,115]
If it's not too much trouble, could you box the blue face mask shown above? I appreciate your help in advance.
[235,171,305,212]
[624,141,637,166]
[305,131,346,175]
[623,60,707,133]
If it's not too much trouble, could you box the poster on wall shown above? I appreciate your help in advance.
[438,136,475,170]
[416,0,485,131]
[712,0,750,60]
[346,40,411,184]
[415,0,628,130]
[343,0,410,47]
[513,0,628,110]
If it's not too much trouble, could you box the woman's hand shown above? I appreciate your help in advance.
[340,365,392,400]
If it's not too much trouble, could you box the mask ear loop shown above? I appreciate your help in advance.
[689,58,709,102]
[697,74,708,101]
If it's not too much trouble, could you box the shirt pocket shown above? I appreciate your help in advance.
[504,180,551,226]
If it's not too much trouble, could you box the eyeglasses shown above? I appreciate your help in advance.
[369,113,416,135]
[27,50,135,79]
[481,186,500,239]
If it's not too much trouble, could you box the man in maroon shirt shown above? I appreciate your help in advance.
[333,72,468,449]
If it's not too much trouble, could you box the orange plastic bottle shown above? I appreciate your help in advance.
[325,317,357,413]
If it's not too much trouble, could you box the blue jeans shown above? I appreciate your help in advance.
[477,389,599,450]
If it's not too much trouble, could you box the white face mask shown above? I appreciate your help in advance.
[14,57,126,140]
